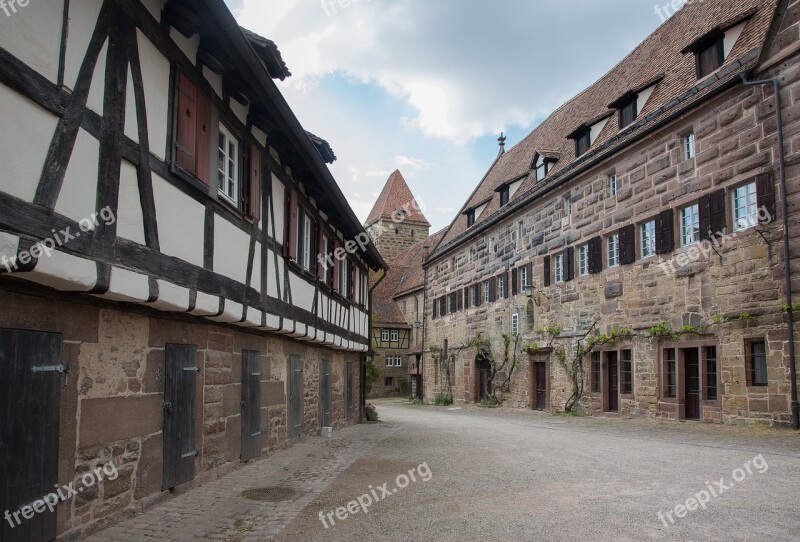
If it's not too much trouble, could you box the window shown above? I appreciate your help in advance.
[499,186,510,207]
[448,294,455,314]
[591,352,601,393]
[564,197,572,222]
[578,244,589,276]
[535,162,548,182]
[641,220,656,259]
[733,182,758,231]
[338,255,348,295]
[470,287,477,307]
[704,346,718,400]
[621,350,632,394]
[381,330,390,342]
[684,132,696,161]
[619,99,638,129]
[497,275,505,298]
[696,36,724,79]
[390,329,399,342]
[521,266,529,289]
[681,204,700,246]
[321,235,331,282]
[576,129,591,157]
[298,213,313,272]
[466,210,476,227]
[664,349,676,398]
[512,313,519,335]
[554,253,565,283]
[607,234,619,268]
[483,280,490,304]
[609,174,618,198]
[385,357,394,367]
[518,221,525,241]
[217,124,239,205]
[385,377,394,387]
[747,340,768,386]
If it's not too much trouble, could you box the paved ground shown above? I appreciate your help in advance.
[92,400,800,541]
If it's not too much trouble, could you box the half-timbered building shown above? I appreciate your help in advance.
[0,0,384,538]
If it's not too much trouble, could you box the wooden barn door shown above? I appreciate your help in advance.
[684,349,701,420]
[0,329,62,542]
[240,351,262,462]
[534,362,547,411]
[320,360,331,428]
[163,344,197,490]
[287,355,303,438]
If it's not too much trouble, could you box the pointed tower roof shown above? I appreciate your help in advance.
[365,170,431,228]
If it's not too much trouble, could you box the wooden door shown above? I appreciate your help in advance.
[684,349,700,420]
[607,352,619,412]
[163,344,197,490]
[345,362,355,419]
[240,350,262,462]
[477,359,492,402]
[320,360,331,428]
[534,362,547,411]
[0,329,61,542]
[287,355,303,438]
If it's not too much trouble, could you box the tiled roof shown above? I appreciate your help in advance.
[306,131,337,164]
[365,170,431,228]
[240,28,292,81]
[431,0,779,259]
[370,230,445,327]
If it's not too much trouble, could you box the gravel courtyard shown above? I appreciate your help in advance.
[92,399,800,541]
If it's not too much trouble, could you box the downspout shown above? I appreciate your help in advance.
[365,269,388,416]
[741,73,799,430]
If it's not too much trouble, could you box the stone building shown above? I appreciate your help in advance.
[424,0,800,427]
[0,0,383,539]
[366,171,436,396]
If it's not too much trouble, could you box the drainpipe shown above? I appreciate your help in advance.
[741,73,799,430]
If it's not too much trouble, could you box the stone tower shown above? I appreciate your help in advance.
[365,170,431,262]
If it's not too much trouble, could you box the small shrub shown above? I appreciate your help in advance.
[648,322,673,337]
[365,403,380,422]
[434,393,454,406]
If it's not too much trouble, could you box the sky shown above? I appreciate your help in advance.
[224,0,668,232]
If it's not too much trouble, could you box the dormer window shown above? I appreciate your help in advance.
[499,186,510,206]
[532,151,559,182]
[575,129,591,157]
[696,34,724,79]
[682,11,754,80]
[619,98,638,129]
[466,209,475,227]
[535,161,548,182]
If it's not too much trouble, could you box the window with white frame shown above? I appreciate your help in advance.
[681,204,700,246]
[733,182,758,231]
[512,313,519,335]
[338,255,348,295]
[381,329,390,342]
[607,233,619,268]
[483,280,490,303]
[521,266,529,289]
[300,213,313,272]
[564,196,572,222]
[448,295,455,313]
[217,124,239,204]
[321,235,330,280]
[641,220,656,258]
[470,287,477,307]
[497,275,505,298]
[684,132,696,160]
[554,253,565,283]
[390,329,399,342]
[578,244,589,276]
[609,174,618,198]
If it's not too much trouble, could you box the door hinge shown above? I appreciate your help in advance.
[183,367,200,372]
[32,364,68,374]
[182,450,199,459]
[251,372,262,377]
[250,431,263,437]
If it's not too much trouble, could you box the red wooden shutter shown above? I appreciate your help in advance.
[656,209,675,254]
[246,143,262,220]
[175,73,197,175]
[195,90,212,187]
[287,190,299,261]
[756,173,776,221]
[543,256,551,286]
[709,189,726,235]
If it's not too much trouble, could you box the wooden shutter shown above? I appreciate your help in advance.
[164,344,197,490]
[504,272,510,298]
[756,172,776,220]
[544,256,551,286]
[330,238,339,290]
[286,190,299,260]
[175,73,198,175]
[489,278,497,302]
[565,246,575,281]
[316,225,325,280]
[463,287,469,308]
[475,284,482,306]
[246,144,262,220]
[457,290,463,311]
[432,297,438,319]
[698,193,712,240]
[349,262,355,302]
[588,236,603,274]
[526,263,533,285]
[512,268,518,296]
[709,189,726,235]
[619,224,636,265]
[195,90,212,186]
[656,209,675,254]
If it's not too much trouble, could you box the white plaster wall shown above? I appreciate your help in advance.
[267,250,283,298]
[55,128,100,225]
[99,267,150,302]
[0,84,58,202]
[85,39,108,116]
[63,0,103,91]
[117,160,146,244]
[152,174,204,266]
[213,216,250,285]
[0,0,63,84]
[475,202,488,221]
[192,292,220,316]
[203,66,223,99]
[637,84,656,115]
[590,117,610,144]
[137,30,170,160]
[289,273,315,312]
[724,21,747,58]
[150,280,190,312]
[508,178,524,200]
[251,241,262,293]
[272,175,285,242]
[230,98,249,126]
[252,127,268,147]
[124,66,139,142]
[22,250,97,292]
[169,27,199,65]
[0,232,19,265]
[208,299,243,323]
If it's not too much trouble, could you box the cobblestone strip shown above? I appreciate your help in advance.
[86,424,399,542]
